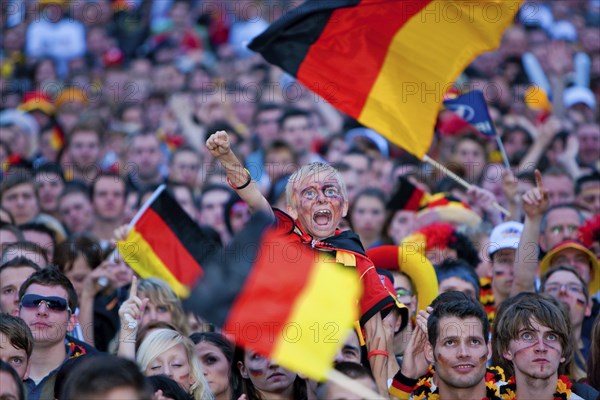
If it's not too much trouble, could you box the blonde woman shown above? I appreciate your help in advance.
[136,277,190,335]
[117,277,189,359]
[137,328,213,400]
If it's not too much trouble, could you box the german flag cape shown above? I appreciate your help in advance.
[118,185,219,298]
[185,212,361,381]
[249,0,523,158]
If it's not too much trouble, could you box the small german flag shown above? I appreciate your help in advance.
[118,186,219,298]
[50,124,65,151]
[186,212,361,381]
[249,0,523,158]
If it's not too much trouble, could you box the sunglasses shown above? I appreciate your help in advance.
[20,294,71,313]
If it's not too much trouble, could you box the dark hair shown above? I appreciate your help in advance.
[0,360,25,400]
[493,293,572,377]
[169,145,200,165]
[278,107,310,130]
[435,258,480,299]
[19,266,78,312]
[0,171,34,202]
[58,180,92,203]
[575,171,600,195]
[222,193,246,235]
[448,232,481,268]
[252,102,282,126]
[1,241,49,266]
[198,184,233,209]
[427,291,489,348]
[0,314,34,358]
[90,172,128,200]
[18,222,57,249]
[60,355,152,400]
[53,234,103,274]
[147,375,190,400]
[0,256,42,275]
[588,315,600,390]
[190,332,234,366]
[233,347,306,400]
[33,162,66,183]
[67,121,104,145]
[316,362,376,399]
[453,133,486,153]
[348,188,386,231]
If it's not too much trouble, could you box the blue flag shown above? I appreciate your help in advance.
[443,90,496,137]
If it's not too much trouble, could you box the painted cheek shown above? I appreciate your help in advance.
[575,298,586,308]
[248,368,266,378]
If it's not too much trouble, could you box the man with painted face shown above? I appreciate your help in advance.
[206,131,400,327]
[494,293,589,400]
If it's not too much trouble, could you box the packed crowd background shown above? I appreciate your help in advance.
[0,0,599,399]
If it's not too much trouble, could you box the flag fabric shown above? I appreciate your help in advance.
[50,124,65,151]
[185,212,362,381]
[249,0,523,158]
[443,90,497,137]
[117,186,218,298]
[387,176,428,212]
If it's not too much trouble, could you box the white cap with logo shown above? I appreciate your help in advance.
[488,221,524,256]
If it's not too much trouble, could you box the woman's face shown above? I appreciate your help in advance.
[140,299,173,329]
[387,210,416,244]
[145,343,193,391]
[195,342,231,398]
[239,352,296,396]
[453,139,486,181]
[351,195,386,238]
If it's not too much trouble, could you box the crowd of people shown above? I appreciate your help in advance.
[0,0,599,399]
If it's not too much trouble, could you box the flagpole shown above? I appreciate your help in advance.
[127,184,167,230]
[327,369,386,400]
[495,136,511,170]
[422,155,511,216]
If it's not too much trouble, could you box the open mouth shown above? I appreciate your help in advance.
[313,209,332,226]
[453,364,475,371]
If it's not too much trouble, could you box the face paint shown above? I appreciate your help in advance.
[506,320,564,380]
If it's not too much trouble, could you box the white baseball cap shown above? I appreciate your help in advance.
[488,221,524,256]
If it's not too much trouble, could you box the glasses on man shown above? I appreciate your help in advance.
[549,225,578,236]
[544,283,585,296]
[20,294,71,313]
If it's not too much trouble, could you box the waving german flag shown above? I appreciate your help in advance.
[249,0,522,158]
[186,212,361,381]
[118,186,219,298]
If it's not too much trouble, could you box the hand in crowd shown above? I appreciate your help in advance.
[113,224,129,242]
[521,169,549,220]
[467,186,497,214]
[537,115,562,144]
[501,169,518,204]
[206,130,232,158]
[118,276,147,333]
[557,134,579,167]
[81,260,112,298]
[400,308,431,380]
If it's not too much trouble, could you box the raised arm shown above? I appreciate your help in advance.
[512,170,549,296]
[206,131,272,215]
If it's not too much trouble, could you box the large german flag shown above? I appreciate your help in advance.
[186,212,361,381]
[118,186,218,298]
[249,0,523,158]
